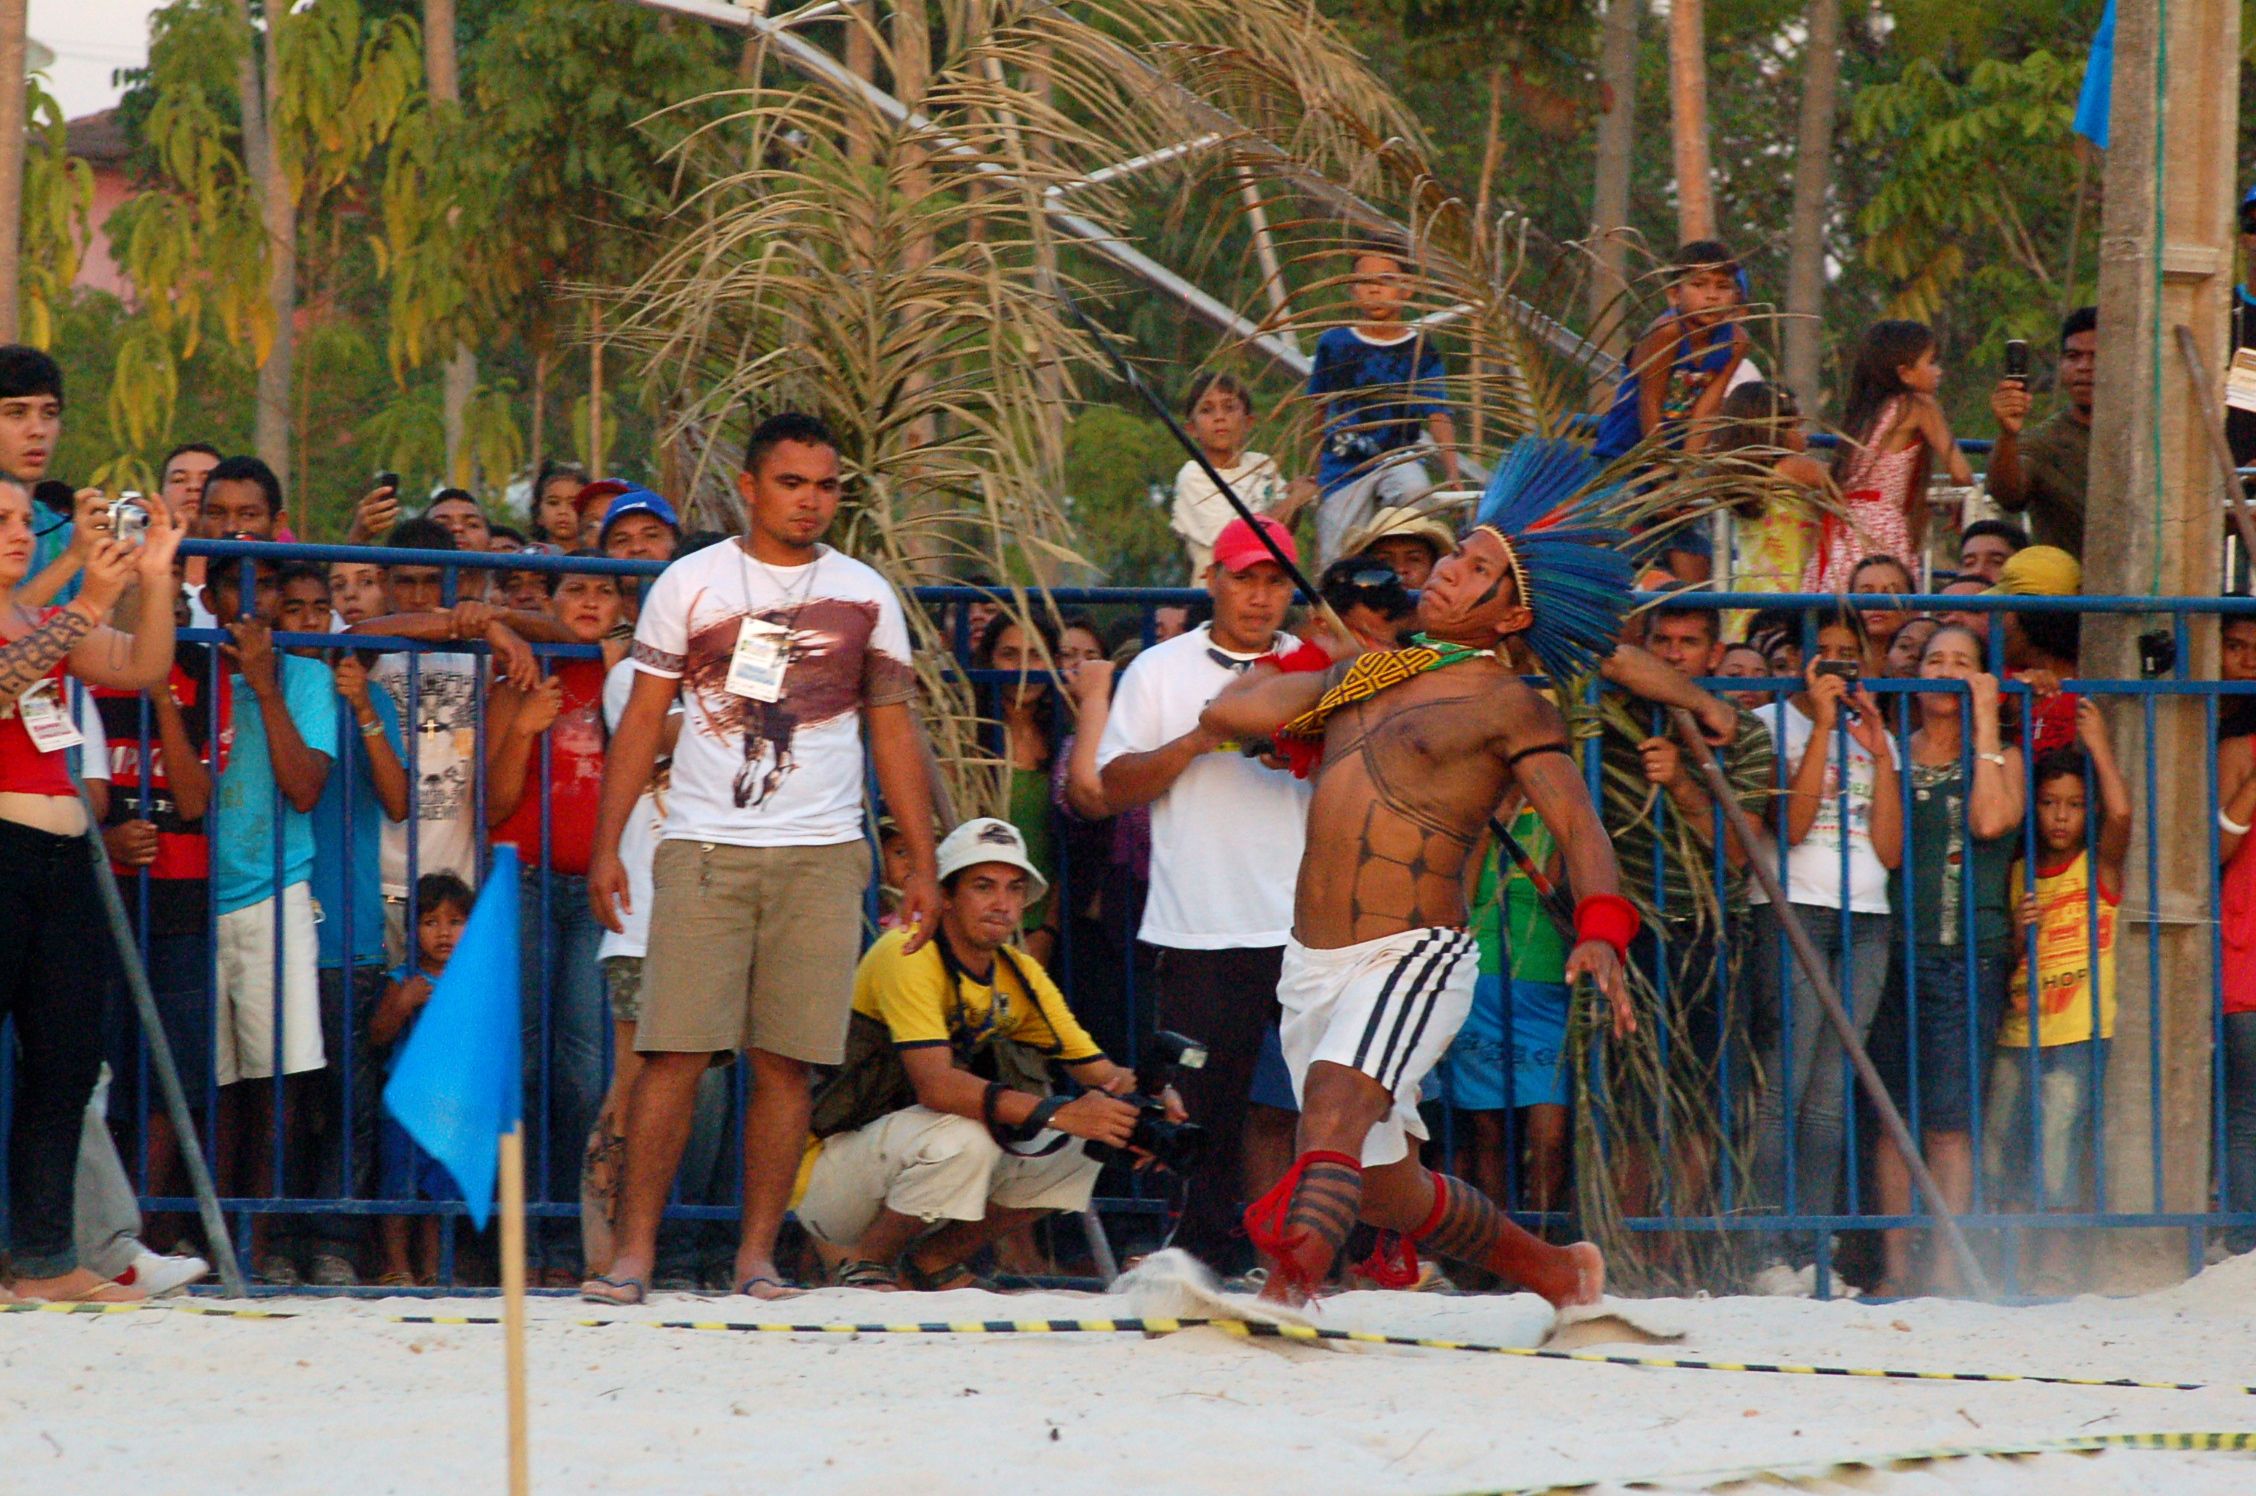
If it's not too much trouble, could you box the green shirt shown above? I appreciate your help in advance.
[1601,701,1775,923]
[1906,758,2015,953]
[1472,810,1568,984]
[2006,406,2089,555]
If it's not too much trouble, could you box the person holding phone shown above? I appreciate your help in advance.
[1988,307,2096,555]
[1746,604,1903,1296]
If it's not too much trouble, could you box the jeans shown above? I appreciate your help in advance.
[0,817,118,1277]
[2227,1013,2256,1254]
[518,871,605,1270]
[1749,903,1891,1264]
[74,1067,143,1278]
[285,964,388,1260]
[1984,1041,2109,1209]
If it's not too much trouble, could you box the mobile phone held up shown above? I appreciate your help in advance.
[2003,339,2030,384]
[1814,657,1862,718]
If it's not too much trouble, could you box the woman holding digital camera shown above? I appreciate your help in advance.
[0,478,183,1302]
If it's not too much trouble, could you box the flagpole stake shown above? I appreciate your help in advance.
[500,1125,530,1496]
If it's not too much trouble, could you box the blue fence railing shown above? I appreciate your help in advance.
[9,536,2251,1296]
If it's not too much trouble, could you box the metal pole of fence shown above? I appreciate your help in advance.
[1664,707,1995,1298]
[68,769,250,1299]
[2171,324,2256,569]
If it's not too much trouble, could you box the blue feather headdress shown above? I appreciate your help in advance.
[1468,437,1634,683]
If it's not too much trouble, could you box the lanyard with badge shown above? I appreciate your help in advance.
[726,544,820,702]
[4,605,85,751]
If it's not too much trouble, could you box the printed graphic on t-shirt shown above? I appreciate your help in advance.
[639,594,913,811]
[390,665,480,825]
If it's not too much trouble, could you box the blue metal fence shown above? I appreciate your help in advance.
[14,537,2254,1294]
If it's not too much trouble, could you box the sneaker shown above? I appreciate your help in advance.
[306,1253,359,1288]
[113,1249,211,1298]
[1750,1262,1816,1297]
[255,1254,303,1288]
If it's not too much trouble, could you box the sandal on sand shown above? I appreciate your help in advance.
[580,1274,647,1306]
[898,1258,993,1293]
[736,1274,806,1300]
[828,1260,898,1292]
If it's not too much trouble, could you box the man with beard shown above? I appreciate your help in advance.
[585,411,940,1305]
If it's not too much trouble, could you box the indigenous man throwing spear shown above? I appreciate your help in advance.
[1201,440,1644,1311]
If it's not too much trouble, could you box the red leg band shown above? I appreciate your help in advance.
[1243,1150,1363,1298]
[1354,1172,1452,1290]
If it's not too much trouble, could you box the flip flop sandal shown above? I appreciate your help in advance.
[897,1258,994,1292]
[828,1260,899,1291]
[736,1273,808,1300]
[579,1273,648,1306]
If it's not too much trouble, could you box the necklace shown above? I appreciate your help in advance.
[1274,633,1492,745]
[738,537,823,622]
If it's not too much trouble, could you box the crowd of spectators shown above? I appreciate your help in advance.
[3,216,2256,1306]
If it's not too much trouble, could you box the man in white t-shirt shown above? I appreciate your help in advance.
[1096,514,1311,1272]
[584,412,940,1305]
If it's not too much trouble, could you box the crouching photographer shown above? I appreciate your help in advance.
[800,818,1189,1290]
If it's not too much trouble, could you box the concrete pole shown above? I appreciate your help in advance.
[2082,0,2239,1290]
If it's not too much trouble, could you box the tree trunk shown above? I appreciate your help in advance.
[529,338,548,477]
[1471,66,1507,452]
[1588,0,1640,352]
[0,0,28,344]
[231,0,293,485]
[587,302,605,480]
[1666,0,1715,243]
[1782,0,1841,413]
[426,0,476,486]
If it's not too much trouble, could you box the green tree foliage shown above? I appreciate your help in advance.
[1060,407,1185,587]
[1852,50,2094,363]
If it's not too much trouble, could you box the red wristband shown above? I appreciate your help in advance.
[1574,894,1640,960]
[1262,640,1334,674]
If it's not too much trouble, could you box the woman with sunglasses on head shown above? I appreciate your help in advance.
[1,481,185,1303]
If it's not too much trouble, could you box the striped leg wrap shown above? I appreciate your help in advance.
[1416,1172,1580,1304]
[1243,1150,1362,1297]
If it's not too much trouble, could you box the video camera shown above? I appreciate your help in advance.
[1083,1029,1209,1174]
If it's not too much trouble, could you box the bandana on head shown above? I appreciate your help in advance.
[1469,437,1634,683]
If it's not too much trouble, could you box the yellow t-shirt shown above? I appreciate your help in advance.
[851,927,1103,1063]
[1998,851,2118,1048]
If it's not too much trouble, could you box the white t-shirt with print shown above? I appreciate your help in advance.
[1754,699,1898,915]
[373,650,483,895]
[630,540,914,848]
[1171,452,1288,576]
[1094,623,1310,949]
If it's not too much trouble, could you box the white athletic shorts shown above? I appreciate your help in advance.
[1277,927,1480,1167]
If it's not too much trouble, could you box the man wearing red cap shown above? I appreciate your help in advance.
[1095,514,1309,1272]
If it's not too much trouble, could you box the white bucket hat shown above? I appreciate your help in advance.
[934,817,1050,901]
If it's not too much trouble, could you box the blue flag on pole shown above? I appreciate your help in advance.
[383,847,523,1230]
[2072,0,2116,150]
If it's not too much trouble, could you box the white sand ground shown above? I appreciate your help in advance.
[7,1255,2256,1494]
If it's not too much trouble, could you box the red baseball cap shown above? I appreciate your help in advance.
[573,478,633,517]
[1211,514,1298,576]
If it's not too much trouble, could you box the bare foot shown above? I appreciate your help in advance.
[732,1258,802,1301]
[1549,1242,1604,1310]
[11,1268,147,1304]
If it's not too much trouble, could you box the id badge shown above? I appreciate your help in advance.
[16,679,84,752]
[725,617,791,702]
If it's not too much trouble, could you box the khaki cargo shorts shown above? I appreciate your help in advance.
[634,839,871,1064]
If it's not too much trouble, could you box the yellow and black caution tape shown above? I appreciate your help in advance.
[1474,1430,2256,1495]
[385,1311,2256,1397]
[19,1302,2256,1403]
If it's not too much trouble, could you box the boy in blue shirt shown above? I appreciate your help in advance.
[1306,245,1459,562]
[200,554,339,1281]
[372,872,473,1286]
